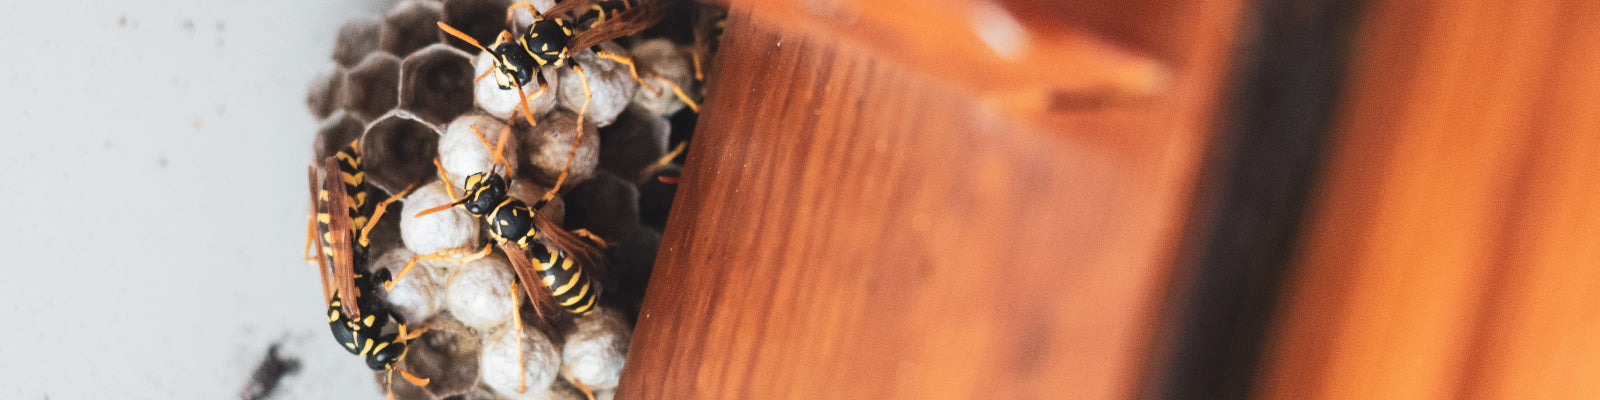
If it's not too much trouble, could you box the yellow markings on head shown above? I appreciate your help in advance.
[552,271,582,295]
[499,220,509,226]
[373,341,390,353]
[359,339,374,356]
[540,42,549,52]
[560,283,589,306]
[345,341,358,350]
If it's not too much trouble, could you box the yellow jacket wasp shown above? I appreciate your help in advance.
[306,141,427,399]
[437,0,700,128]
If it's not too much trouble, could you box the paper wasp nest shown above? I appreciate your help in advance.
[303,0,727,398]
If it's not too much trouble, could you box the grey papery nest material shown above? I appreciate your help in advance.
[300,0,726,396]
[401,44,478,126]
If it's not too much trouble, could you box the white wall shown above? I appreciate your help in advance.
[0,1,401,398]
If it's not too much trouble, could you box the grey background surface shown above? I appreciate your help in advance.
[0,0,403,398]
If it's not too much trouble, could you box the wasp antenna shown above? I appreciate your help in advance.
[432,157,460,199]
[469,125,513,170]
[414,200,461,218]
[437,22,489,52]
[515,80,538,126]
[495,125,513,177]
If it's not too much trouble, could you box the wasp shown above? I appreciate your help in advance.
[305,140,414,321]
[387,125,605,395]
[436,0,700,128]
[408,125,608,318]
[306,142,428,399]
[320,267,431,399]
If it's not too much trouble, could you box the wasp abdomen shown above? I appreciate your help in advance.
[530,243,598,315]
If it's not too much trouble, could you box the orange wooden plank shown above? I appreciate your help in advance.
[1258,0,1600,398]
[618,0,1243,398]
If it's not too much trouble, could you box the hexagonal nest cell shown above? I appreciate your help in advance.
[301,0,728,398]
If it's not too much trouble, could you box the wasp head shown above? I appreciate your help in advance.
[459,172,509,216]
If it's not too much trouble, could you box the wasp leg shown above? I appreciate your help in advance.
[511,280,528,393]
[387,245,492,291]
[506,1,541,26]
[305,214,319,264]
[384,368,433,400]
[360,183,417,247]
[692,52,705,82]
[593,50,659,96]
[657,141,687,167]
[655,75,701,112]
[532,63,592,206]
[571,379,597,400]
[597,50,701,112]
[570,229,614,248]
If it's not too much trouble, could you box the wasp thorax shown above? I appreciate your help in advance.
[461,172,508,215]
[523,18,573,67]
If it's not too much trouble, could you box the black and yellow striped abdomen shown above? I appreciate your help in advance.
[331,142,375,233]
[528,243,599,315]
[314,140,378,269]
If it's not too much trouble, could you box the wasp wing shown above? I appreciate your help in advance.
[542,0,600,21]
[533,215,607,285]
[309,165,334,305]
[322,156,362,320]
[498,241,563,323]
[566,0,665,52]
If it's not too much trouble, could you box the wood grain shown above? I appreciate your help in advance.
[617,0,1242,398]
[1257,0,1600,398]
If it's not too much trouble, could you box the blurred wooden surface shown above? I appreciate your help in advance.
[1258,0,1600,398]
[618,0,1242,398]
